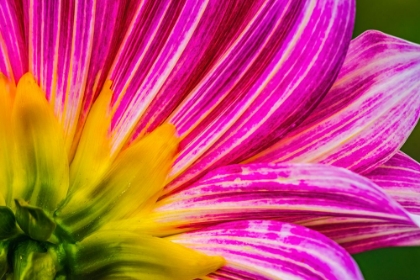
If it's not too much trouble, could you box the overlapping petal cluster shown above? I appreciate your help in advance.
[1,0,420,279]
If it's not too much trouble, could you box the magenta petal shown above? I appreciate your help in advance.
[154,163,412,232]
[0,0,27,82]
[304,216,420,254]
[250,31,420,174]
[366,151,420,215]
[149,163,419,253]
[23,0,132,151]
[169,220,363,280]
[162,0,355,194]
[72,1,136,150]
[25,0,93,145]
[108,0,224,150]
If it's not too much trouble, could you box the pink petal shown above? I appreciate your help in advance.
[71,1,138,154]
[249,31,420,174]
[366,151,420,215]
[169,220,363,280]
[147,163,420,253]
[303,216,420,254]
[23,0,133,152]
[161,0,355,194]
[0,0,27,82]
[108,0,222,150]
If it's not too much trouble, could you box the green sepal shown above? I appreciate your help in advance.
[0,242,8,279]
[0,207,18,240]
[14,200,56,242]
[13,239,58,280]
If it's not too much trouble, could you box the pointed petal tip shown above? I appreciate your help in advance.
[16,72,36,87]
[153,122,179,141]
[137,123,180,158]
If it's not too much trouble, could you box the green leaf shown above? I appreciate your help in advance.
[14,200,56,242]
[0,206,18,239]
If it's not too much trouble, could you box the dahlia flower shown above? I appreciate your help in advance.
[1,0,420,279]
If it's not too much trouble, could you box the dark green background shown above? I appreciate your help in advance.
[352,0,420,279]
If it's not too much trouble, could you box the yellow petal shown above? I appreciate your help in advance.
[0,73,14,206]
[70,231,224,280]
[56,124,179,240]
[12,73,69,212]
[68,81,113,194]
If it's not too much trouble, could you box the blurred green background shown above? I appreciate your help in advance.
[352,0,420,279]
